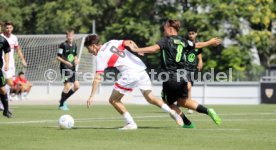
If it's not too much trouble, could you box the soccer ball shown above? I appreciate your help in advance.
[58,115,74,129]
[187,109,194,114]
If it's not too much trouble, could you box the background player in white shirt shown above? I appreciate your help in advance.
[84,34,183,130]
[1,21,27,99]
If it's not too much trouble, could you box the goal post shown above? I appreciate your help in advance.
[16,34,94,84]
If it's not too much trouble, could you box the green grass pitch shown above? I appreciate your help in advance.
[0,105,276,150]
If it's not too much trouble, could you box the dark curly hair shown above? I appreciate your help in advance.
[84,34,100,47]
[165,19,181,32]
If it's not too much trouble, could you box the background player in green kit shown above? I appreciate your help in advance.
[56,29,80,110]
[0,35,12,118]
[126,19,221,128]
[186,26,203,114]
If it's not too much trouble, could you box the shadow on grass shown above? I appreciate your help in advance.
[44,126,169,130]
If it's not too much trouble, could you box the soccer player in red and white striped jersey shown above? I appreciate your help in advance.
[84,34,184,130]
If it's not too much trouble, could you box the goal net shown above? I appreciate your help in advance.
[16,34,95,84]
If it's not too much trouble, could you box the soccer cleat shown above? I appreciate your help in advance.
[59,105,70,111]
[63,102,69,108]
[7,110,12,115]
[3,111,13,118]
[119,123,138,130]
[182,123,195,128]
[208,108,221,126]
[169,110,184,127]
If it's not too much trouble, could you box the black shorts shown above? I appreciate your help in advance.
[161,75,188,105]
[60,68,77,83]
[0,71,6,87]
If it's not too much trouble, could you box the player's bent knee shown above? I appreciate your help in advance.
[73,82,80,91]
[109,99,117,105]
[146,99,155,104]
[144,95,155,104]
[142,90,153,100]
[177,98,188,107]
[109,96,122,105]
[74,85,80,91]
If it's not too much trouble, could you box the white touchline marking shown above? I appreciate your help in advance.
[0,114,276,125]
[0,117,163,125]
[0,120,57,124]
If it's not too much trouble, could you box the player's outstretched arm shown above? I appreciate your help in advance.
[124,40,144,56]
[124,40,139,49]
[195,37,221,49]
[87,73,102,108]
[126,43,161,54]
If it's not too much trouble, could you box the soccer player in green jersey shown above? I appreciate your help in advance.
[56,29,80,110]
[126,19,222,127]
[186,26,203,114]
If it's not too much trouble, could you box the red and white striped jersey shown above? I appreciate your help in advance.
[95,40,146,74]
[1,33,19,68]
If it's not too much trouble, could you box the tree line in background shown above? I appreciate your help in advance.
[1,0,275,81]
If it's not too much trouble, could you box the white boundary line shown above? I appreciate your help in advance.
[0,114,276,125]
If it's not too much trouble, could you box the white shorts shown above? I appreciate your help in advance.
[114,70,152,95]
[3,66,16,79]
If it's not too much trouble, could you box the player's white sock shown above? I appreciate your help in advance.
[123,112,135,124]
[161,104,172,113]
